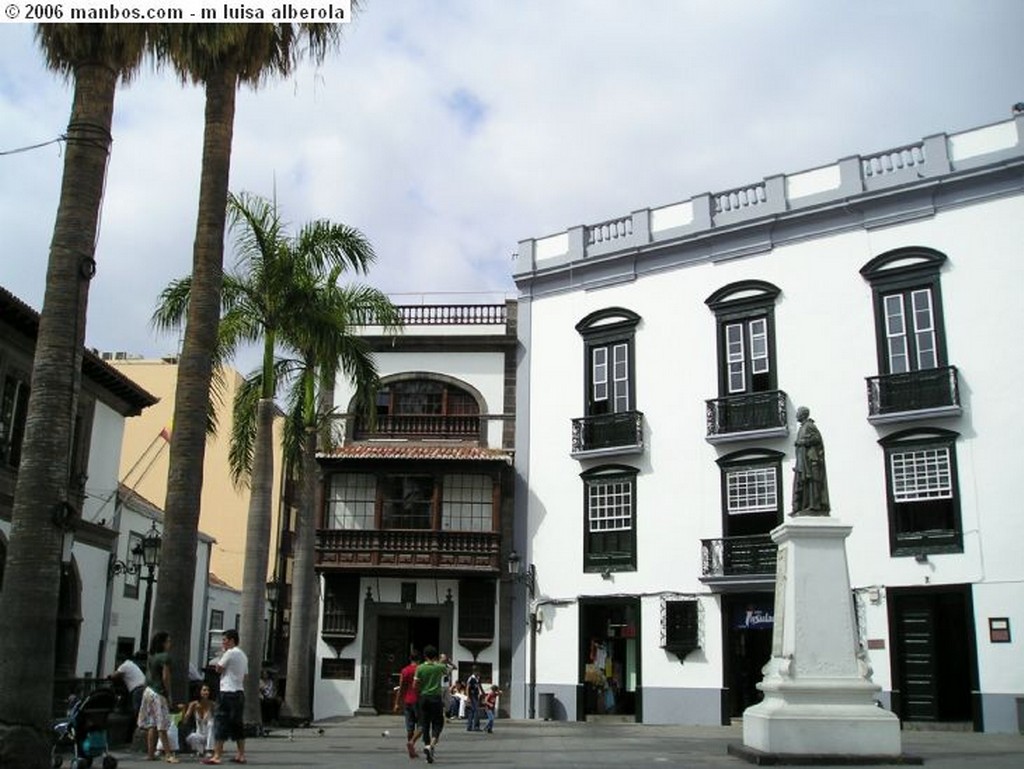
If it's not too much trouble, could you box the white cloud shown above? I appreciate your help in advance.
[2,0,1022,363]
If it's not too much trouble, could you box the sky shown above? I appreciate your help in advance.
[1,1,1023,371]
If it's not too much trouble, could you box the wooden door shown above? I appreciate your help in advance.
[374,616,408,713]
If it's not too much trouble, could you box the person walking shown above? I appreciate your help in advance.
[394,651,421,757]
[137,632,179,763]
[482,685,502,734]
[413,645,447,764]
[464,667,482,732]
[202,628,249,765]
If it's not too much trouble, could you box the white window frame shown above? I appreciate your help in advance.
[327,473,377,530]
[890,447,953,502]
[726,466,778,514]
[587,478,633,532]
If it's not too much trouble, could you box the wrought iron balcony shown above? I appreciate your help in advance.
[354,413,481,440]
[316,528,499,574]
[571,410,644,458]
[700,534,778,591]
[705,390,788,443]
[866,366,961,424]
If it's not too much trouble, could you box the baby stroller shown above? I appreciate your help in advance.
[52,688,119,769]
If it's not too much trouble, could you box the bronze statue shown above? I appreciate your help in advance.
[791,406,829,516]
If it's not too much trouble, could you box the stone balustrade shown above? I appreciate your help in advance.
[515,114,1024,277]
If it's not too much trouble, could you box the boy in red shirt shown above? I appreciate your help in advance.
[482,685,502,734]
[393,651,421,757]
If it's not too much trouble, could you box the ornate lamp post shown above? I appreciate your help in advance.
[507,550,539,718]
[265,580,280,664]
[110,521,162,647]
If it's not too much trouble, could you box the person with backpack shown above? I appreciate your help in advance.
[464,667,482,732]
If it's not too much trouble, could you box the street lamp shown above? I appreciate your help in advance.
[53,501,79,568]
[110,521,162,647]
[507,550,539,719]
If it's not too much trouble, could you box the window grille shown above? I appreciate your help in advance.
[891,448,952,502]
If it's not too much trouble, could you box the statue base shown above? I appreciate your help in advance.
[741,516,903,758]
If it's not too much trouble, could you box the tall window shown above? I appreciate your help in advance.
[861,248,948,376]
[442,474,493,531]
[0,371,30,468]
[582,465,638,572]
[365,378,481,439]
[705,281,780,396]
[879,428,962,555]
[327,473,377,529]
[576,308,640,417]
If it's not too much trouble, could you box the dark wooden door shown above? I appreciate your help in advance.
[374,616,409,713]
[894,596,938,721]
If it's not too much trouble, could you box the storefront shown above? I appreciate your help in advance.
[722,593,774,718]
[578,597,640,721]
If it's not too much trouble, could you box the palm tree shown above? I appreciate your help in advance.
[148,24,342,706]
[155,190,391,724]
[276,275,401,722]
[0,25,151,769]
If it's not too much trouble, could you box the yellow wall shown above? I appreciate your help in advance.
[111,359,284,590]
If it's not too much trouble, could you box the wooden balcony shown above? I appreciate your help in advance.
[700,534,777,592]
[866,366,961,424]
[353,413,480,440]
[571,411,644,458]
[705,390,788,444]
[316,528,500,575]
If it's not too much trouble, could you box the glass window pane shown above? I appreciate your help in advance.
[328,473,377,529]
[890,448,953,502]
[726,466,778,514]
[884,294,909,373]
[442,474,492,531]
[726,324,745,393]
[749,318,769,375]
[911,289,937,369]
[612,343,629,412]
[592,347,608,401]
[587,477,633,533]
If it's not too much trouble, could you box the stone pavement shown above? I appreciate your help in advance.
[100,716,1023,769]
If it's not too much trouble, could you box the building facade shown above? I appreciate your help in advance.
[511,115,1024,731]
[312,301,517,719]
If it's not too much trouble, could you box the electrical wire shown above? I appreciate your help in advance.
[0,134,66,156]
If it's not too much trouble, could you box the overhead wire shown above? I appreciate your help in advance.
[0,134,66,156]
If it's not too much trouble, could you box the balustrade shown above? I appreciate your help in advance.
[706,390,787,438]
[586,215,634,245]
[866,365,960,418]
[701,534,777,578]
[317,527,500,573]
[571,411,644,456]
[861,142,926,179]
[714,183,767,213]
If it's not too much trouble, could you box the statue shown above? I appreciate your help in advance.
[791,406,829,515]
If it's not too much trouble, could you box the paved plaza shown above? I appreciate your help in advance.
[95,716,1023,769]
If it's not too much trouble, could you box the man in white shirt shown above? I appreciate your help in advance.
[202,629,249,765]
[109,652,147,717]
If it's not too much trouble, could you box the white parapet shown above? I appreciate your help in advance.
[742,515,902,757]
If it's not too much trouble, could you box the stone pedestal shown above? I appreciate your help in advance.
[741,516,902,759]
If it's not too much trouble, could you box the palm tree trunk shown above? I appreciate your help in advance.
[0,62,117,769]
[240,397,276,725]
[282,426,318,722]
[151,64,237,705]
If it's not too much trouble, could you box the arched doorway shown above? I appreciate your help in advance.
[55,560,82,680]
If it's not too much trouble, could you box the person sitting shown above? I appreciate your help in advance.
[182,684,215,758]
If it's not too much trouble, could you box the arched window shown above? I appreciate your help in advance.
[356,377,481,439]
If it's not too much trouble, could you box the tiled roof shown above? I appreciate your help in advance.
[320,443,513,464]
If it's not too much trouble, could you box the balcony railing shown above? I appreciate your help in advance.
[396,304,507,326]
[571,411,644,457]
[316,528,500,573]
[706,390,788,442]
[354,413,481,440]
[701,534,778,579]
[866,366,961,423]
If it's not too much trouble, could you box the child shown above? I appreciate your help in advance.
[482,685,502,734]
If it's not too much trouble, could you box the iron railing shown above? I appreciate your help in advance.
[706,390,787,437]
[571,411,644,455]
[701,534,777,577]
[866,366,960,417]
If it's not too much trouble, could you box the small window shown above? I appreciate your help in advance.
[662,599,701,659]
[458,579,496,642]
[209,609,224,630]
[879,428,962,555]
[0,371,30,468]
[716,449,783,538]
[321,658,356,680]
[123,532,143,600]
[582,465,638,572]
[327,473,377,530]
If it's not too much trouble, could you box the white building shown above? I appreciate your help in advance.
[511,114,1024,732]
[312,301,517,719]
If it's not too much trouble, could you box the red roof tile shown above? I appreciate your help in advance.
[320,443,513,464]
